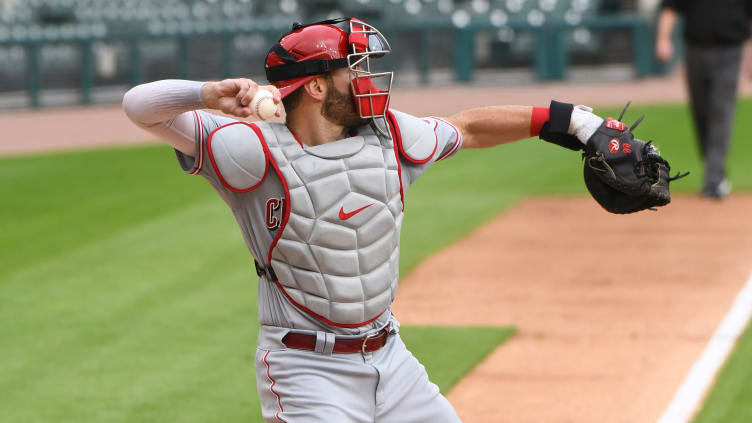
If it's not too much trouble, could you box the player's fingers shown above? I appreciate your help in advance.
[235,79,250,103]
[231,104,252,118]
[232,78,247,97]
[216,97,233,114]
[213,79,231,96]
[263,85,282,104]
[224,78,244,96]
[239,79,259,106]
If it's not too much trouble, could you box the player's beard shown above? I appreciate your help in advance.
[321,76,369,129]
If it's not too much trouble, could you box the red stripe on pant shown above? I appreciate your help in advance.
[263,350,286,423]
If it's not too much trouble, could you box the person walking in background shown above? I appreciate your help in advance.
[655,0,752,199]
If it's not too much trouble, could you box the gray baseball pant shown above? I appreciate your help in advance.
[254,325,463,423]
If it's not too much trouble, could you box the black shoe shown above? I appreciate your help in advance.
[700,179,731,199]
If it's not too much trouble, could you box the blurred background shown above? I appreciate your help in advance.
[0,0,675,109]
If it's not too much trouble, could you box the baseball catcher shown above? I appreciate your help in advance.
[123,17,686,423]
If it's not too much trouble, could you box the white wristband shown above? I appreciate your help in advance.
[568,105,604,144]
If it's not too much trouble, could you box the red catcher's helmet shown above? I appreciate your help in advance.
[265,18,393,124]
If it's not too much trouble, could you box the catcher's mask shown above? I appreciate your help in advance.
[265,18,393,126]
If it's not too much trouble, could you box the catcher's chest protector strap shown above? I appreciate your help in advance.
[207,122,269,192]
[256,121,403,327]
[387,110,437,164]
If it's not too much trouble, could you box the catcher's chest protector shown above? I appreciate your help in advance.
[258,122,403,327]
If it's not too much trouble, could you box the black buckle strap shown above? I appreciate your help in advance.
[270,43,298,64]
[265,58,349,83]
[289,17,349,33]
[254,260,278,281]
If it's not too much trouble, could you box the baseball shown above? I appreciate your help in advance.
[250,89,278,120]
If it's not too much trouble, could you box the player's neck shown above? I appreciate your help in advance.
[286,106,348,147]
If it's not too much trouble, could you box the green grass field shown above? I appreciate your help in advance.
[692,320,752,423]
[2,99,752,422]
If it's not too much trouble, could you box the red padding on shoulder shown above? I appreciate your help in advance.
[530,107,550,137]
[206,122,269,193]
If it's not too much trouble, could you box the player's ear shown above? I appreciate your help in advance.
[303,76,327,102]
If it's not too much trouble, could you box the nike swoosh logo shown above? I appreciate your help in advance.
[339,203,373,220]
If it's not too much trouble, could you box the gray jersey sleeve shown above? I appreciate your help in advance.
[123,79,216,155]
[174,110,237,180]
[388,110,463,191]
[122,79,268,202]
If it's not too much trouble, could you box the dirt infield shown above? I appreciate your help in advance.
[392,195,752,422]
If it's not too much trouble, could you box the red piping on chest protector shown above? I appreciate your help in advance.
[386,111,406,211]
[247,122,289,276]
[274,283,387,327]
[289,130,304,148]
[206,121,269,193]
[258,123,389,328]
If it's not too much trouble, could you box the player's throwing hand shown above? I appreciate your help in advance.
[201,78,282,118]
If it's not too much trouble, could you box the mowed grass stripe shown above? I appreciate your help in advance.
[0,146,215,279]
[0,200,261,422]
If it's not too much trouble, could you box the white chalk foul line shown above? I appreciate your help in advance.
[656,268,752,423]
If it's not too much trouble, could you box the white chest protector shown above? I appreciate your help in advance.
[206,113,438,327]
[260,121,404,327]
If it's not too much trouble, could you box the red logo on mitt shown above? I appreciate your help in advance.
[605,117,626,131]
[623,143,632,154]
[609,139,620,154]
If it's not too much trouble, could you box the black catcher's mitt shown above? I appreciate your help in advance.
[583,103,688,214]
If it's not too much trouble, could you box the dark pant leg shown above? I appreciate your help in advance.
[684,46,712,158]
[703,46,742,189]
